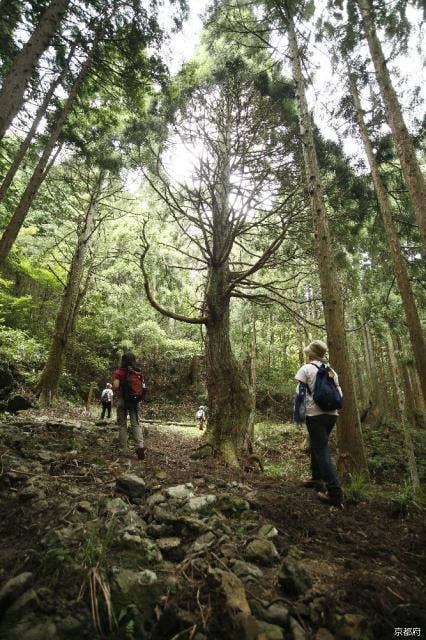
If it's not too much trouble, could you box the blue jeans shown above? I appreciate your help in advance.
[116,398,143,453]
[306,414,342,500]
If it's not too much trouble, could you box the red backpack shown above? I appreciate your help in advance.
[122,368,145,403]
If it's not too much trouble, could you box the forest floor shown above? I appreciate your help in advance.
[0,405,424,640]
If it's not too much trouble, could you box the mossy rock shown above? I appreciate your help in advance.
[112,568,161,635]
[215,494,250,516]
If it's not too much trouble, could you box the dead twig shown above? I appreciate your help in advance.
[170,625,196,640]
[196,587,207,630]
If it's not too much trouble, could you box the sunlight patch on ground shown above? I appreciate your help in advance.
[146,422,203,439]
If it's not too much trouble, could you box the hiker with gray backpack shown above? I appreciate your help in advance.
[294,340,344,508]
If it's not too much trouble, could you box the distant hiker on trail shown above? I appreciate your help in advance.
[114,352,146,460]
[196,405,206,430]
[100,382,113,419]
[294,340,344,509]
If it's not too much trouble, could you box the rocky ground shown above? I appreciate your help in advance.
[0,409,424,640]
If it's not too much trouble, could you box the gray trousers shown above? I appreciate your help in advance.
[116,398,143,453]
[306,414,342,500]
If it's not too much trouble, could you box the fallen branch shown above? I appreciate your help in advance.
[139,419,197,427]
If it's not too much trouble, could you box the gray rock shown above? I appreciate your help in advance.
[121,532,143,548]
[146,492,166,507]
[1,588,39,629]
[245,539,279,566]
[258,524,279,539]
[107,488,130,509]
[18,485,46,502]
[255,602,289,626]
[257,620,285,640]
[116,474,146,499]
[146,523,174,538]
[337,613,367,640]
[35,449,57,463]
[77,500,92,512]
[216,494,250,514]
[309,596,327,626]
[157,537,181,551]
[165,483,194,499]
[0,572,33,608]
[278,558,312,596]
[31,499,49,513]
[187,494,216,512]
[56,615,83,636]
[140,538,163,564]
[268,604,289,626]
[232,559,264,580]
[315,629,335,640]
[289,617,307,640]
[192,531,216,552]
[152,506,179,523]
[112,568,159,632]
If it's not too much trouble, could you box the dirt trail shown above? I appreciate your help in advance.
[0,410,424,640]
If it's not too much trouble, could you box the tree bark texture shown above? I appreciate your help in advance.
[0,48,94,264]
[35,173,104,402]
[287,17,367,475]
[348,69,426,407]
[357,0,426,250]
[244,315,257,452]
[387,332,419,487]
[0,0,69,141]
[205,264,252,467]
[0,46,74,204]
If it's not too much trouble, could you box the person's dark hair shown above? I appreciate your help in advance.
[121,351,137,369]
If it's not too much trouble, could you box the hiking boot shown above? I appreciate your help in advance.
[303,479,324,490]
[137,447,146,460]
[317,492,344,509]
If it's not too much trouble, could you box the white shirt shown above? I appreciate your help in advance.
[295,360,341,417]
[101,388,113,402]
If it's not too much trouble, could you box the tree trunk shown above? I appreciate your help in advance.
[348,68,426,407]
[384,338,400,419]
[189,355,201,391]
[356,0,426,250]
[0,0,69,141]
[0,49,94,265]
[0,46,74,204]
[296,320,305,367]
[35,172,104,403]
[387,332,419,487]
[204,265,252,467]
[244,314,257,452]
[287,16,368,476]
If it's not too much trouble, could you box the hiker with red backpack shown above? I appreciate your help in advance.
[113,352,146,460]
[294,340,344,508]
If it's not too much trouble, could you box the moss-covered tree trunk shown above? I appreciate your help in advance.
[356,0,426,251]
[205,263,252,467]
[287,15,368,476]
[0,0,68,141]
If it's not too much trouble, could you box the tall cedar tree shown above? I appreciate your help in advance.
[354,0,426,250]
[283,3,368,475]
[346,65,426,408]
[0,0,68,141]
